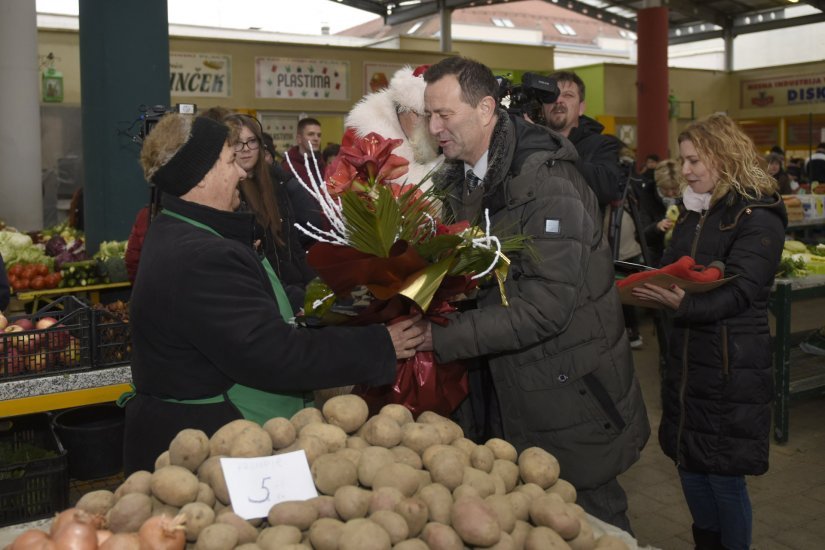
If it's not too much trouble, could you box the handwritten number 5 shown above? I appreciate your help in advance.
[248,476,271,503]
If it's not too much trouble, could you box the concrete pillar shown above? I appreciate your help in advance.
[439,1,452,53]
[0,2,43,231]
[79,0,170,252]
[636,7,669,164]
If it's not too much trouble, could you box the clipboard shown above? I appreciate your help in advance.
[617,273,735,309]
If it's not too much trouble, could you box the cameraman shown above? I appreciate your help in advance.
[541,71,622,214]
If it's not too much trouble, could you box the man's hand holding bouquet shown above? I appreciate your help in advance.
[286,132,527,417]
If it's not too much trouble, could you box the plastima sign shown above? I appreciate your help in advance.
[170,52,231,97]
[256,57,349,100]
[741,73,825,108]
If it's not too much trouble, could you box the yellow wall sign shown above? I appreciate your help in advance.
[741,73,825,108]
[255,57,349,101]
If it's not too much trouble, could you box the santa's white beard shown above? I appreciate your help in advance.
[407,121,439,164]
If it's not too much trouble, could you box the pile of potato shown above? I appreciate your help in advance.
[71,395,631,550]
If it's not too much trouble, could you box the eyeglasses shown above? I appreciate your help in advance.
[234,138,260,152]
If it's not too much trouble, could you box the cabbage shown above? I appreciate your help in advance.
[0,230,52,267]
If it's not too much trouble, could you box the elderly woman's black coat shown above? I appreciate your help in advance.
[659,191,786,475]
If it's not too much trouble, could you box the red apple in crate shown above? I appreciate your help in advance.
[58,336,82,367]
[4,348,26,375]
[4,324,24,333]
[0,313,8,331]
[35,316,58,330]
[26,351,48,373]
[12,318,34,331]
[47,327,70,351]
[14,332,42,353]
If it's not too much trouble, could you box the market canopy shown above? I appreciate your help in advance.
[334,0,825,44]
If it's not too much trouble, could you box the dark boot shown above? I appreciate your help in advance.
[692,524,726,550]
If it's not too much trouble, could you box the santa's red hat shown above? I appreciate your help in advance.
[389,65,429,115]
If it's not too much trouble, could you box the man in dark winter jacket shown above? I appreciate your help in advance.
[542,71,623,213]
[0,253,9,312]
[419,56,650,533]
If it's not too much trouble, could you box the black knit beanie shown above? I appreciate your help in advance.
[151,116,229,197]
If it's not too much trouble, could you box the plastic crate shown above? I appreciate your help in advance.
[0,296,92,381]
[0,414,69,527]
[91,307,131,369]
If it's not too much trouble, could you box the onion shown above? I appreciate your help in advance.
[136,514,186,550]
[51,520,97,550]
[96,530,113,547]
[9,529,50,550]
[98,533,140,550]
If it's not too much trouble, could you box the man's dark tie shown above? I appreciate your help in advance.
[466,169,482,193]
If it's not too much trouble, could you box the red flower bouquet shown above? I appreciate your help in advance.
[287,132,527,417]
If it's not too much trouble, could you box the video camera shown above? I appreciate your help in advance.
[138,103,197,141]
[496,73,559,122]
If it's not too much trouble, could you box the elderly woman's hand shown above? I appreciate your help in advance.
[386,314,425,359]
[631,282,686,311]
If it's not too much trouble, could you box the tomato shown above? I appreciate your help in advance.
[8,264,23,277]
[21,265,36,280]
[46,273,61,288]
[8,275,19,290]
[35,264,49,276]
[30,276,45,290]
[17,278,31,291]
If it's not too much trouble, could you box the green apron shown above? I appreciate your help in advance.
[119,208,310,425]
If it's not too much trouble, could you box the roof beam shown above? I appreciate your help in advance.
[669,11,825,44]
[539,0,636,30]
[385,0,471,26]
[662,0,730,28]
[331,0,386,17]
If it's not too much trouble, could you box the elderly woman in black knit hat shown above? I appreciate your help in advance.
[123,114,424,473]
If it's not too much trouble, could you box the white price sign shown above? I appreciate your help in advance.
[220,451,318,519]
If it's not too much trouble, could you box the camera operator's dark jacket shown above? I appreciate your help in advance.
[0,253,9,312]
[567,115,623,213]
[431,112,650,491]
[659,191,785,476]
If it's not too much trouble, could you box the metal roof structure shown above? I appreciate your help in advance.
[334,0,825,44]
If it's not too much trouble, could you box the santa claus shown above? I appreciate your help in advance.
[344,65,442,188]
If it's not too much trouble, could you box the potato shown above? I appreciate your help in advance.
[485,438,518,462]
[197,455,223,484]
[307,495,339,519]
[415,411,447,424]
[290,407,325,433]
[368,486,405,514]
[107,492,152,533]
[313,386,355,410]
[379,404,414,426]
[301,423,348,453]
[594,534,630,549]
[400,423,440,454]
[357,446,395,487]
[230,425,273,458]
[334,485,372,520]
[485,494,517,533]
[180,502,215,542]
[529,495,580,540]
[420,522,464,550]
[452,484,480,501]
[546,479,577,503]
[371,462,420,497]
[516,482,547,501]
[151,465,200,507]
[267,500,318,530]
[417,483,453,525]
[257,525,302,549]
[235,544,262,550]
[76,489,115,516]
[346,435,368,450]
[416,469,432,488]
[308,518,344,550]
[394,496,428,537]
[507,491,532,522]
[470,444,496,472]
[487,531,516,550]
[196,523,239,550]
[155,450,170,470]
[311,452,358,495]
[518,447,560,489]
[462,466,496,498]
[277,434,328,465]
[262,417,297,449]
[169,429,210,472]
[429,420,463,445]
[492,471,507,496]
[362,415,402,448]
[393,540,429,550]
[151,496,180,517]
[511,520,532,549]
[427,451,465,490]
[567,517,595,550]
[215,512,258,544]
[451,437,477,456]
[451,495,502,547]
[422,445,469,471]
[197,481,216,507]
[525,526,570,549]
[568,503,587,520]
[390,446,422,469]
[339,518,391,550]
[209,419,259,457]
[323,395,370,433]
[114,470,152,499]
[369,510,409,543]
[491,459,520,493]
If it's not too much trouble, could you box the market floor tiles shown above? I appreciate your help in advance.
[620,301,825,550]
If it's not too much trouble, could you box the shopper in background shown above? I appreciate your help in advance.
[281,117,324,185]
[766,152,794,194]
[125,113,424,473]
[638,159,682,268]
[419,56,649,533]
[806,142,825,183]
[632,113,785,550]
[0,253,9,312]
[223,114,315,311]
